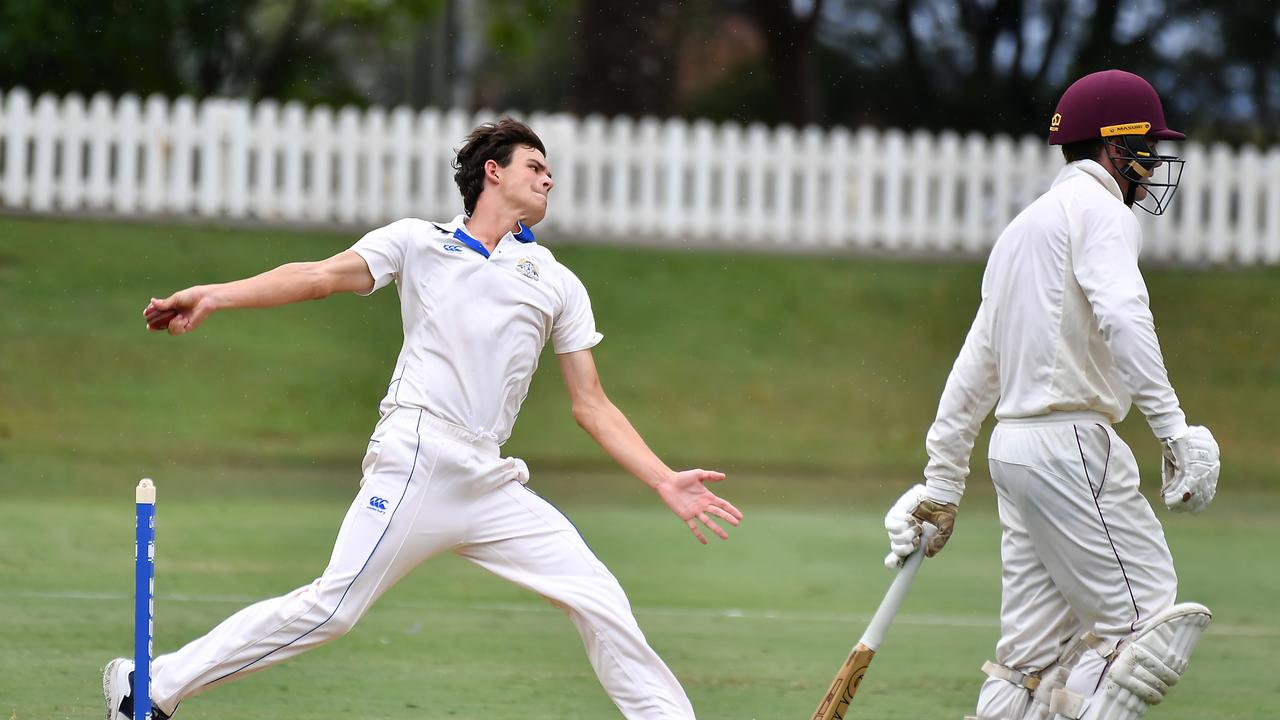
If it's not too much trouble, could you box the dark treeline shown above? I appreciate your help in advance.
[2,0,1275,144]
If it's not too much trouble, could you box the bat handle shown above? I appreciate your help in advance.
[860,522,936,651]
[810,523,939,720]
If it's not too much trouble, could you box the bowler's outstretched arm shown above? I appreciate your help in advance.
[143,250,375,335]
[557,348,743,544]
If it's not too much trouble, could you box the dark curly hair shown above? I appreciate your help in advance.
[452,118,547,215]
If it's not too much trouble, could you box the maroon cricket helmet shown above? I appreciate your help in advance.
[1047,69,1184,145]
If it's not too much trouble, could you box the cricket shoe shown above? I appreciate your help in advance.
[102,658,171,720]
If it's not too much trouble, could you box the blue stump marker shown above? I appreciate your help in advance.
[134,479,156,720]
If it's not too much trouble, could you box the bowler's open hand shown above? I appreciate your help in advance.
[657,470,743,544]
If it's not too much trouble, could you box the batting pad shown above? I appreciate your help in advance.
[1076,603,1212,720]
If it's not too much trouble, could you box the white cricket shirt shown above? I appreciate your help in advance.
[351,215,603,444]
[923,160,1187,503]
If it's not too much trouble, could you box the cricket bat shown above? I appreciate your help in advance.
[810,523,937,720]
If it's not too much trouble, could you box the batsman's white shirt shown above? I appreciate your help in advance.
[352,215,603,445]
[924,159,1187,504]
[914,161,1190,717]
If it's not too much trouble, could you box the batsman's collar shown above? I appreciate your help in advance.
[1055,160,1124,203]
[435,214,536,259]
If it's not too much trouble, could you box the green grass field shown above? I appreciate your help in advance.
[2,216,1278,718]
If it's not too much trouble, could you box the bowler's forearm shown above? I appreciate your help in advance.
[206,262,334,311]
[575,401,674,490]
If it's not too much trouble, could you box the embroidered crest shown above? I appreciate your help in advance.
[516,257,540,281]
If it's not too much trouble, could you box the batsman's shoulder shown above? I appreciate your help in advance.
[1074,189,1139,235]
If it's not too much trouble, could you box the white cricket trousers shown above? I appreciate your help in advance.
[150,407,696,719]
[975,414,1177,719]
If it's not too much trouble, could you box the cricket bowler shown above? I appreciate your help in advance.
[881,70,1220,720]
[103,118,742,719]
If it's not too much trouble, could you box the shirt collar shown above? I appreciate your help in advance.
[512,221,536,243]
[441,214,536,259]
[1055,159,1124,202]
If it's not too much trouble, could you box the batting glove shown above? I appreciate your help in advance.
[883,484,957,568]
[1160,425,1220,514]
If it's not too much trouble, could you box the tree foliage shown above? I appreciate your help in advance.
[0,0,1274,143]
[0,0,448,106]
[810,0,1279,142]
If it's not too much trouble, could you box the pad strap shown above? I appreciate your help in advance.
[1050,687,1087,719]
[981,660,1041,691]
[1081,631,1116,661]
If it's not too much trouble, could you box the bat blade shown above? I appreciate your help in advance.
[811,642,875,720]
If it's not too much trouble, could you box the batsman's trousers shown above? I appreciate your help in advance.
[150,407,696,719]
[975,413,1177,719]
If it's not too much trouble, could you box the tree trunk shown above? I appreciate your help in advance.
[746,0,825,125]
[568,0,682,117]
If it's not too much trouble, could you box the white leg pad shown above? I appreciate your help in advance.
[1017,633,1091,720]
[1049,686,1087,718]
[976,633,1095,720]
[1080,603,1212,720]
[1022,664,1072,720]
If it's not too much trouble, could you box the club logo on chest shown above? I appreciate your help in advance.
[516,257,540,281]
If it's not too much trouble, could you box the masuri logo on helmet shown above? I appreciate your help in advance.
[1048,69,1185,216]
[1101,122,1153,137]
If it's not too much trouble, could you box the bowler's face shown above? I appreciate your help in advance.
[505,146,553,226]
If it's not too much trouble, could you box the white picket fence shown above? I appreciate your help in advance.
[2,88,1279,264]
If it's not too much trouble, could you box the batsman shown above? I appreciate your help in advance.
[882,70,1220,720]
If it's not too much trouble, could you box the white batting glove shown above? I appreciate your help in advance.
[885,487,923,567]
[1160,425,1220,514]
[883,484,957,569]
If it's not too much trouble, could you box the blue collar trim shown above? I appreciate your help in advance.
[452,228,490,258]
[513,222,536,243]
[449,222,536,259]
